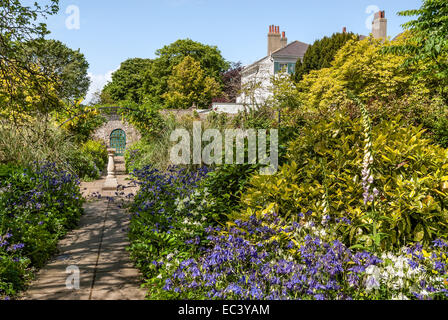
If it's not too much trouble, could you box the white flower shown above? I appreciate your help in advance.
[366,265,381,278]
[366,275,380,291]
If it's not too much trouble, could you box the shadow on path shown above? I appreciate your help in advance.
[21,175,146,300]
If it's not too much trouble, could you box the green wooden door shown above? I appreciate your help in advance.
[110,129,126,156]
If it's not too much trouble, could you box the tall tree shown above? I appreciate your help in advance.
[102,58,152,103]
[162,56,222,109]
[0,0,61,119]
[23,39,90,102]
[384,0,448,104]
[297,36,428,110]
[214,62,243,103]
[143,39,229,104]
[294,32,358,82]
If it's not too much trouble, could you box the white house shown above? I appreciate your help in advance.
[212,11,388,113]
[235,25,309,106]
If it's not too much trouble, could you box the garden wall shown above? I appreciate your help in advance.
[92,112,141,150]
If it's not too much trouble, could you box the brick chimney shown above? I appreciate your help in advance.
[268,25,282,56]
[372,10,387,40]
[281,31,288,48]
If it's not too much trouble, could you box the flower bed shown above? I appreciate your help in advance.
[129,165,448,300]
[0,163,84,299]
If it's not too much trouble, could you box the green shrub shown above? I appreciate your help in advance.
[0,120,100,180]
[239,113,448,250]
[124,139,170,173]
[56,104,107,144]
[201,164,260,222]
[0,164,21,178]
[81,140,108,173]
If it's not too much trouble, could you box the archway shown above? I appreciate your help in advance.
[110,129,126,156]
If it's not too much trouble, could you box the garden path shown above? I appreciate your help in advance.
[21,175,146,300]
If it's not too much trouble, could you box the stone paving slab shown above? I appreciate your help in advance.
[21,175,146,300]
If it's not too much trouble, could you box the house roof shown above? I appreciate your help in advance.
[241,40,310,74]
[271,40,309,59]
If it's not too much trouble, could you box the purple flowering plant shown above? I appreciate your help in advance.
[0,162,84,298]
[161,212,384,300]
[128,165,213,280]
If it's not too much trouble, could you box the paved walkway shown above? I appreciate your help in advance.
[21,175,146,300]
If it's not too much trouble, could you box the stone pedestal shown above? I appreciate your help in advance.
[103,149,118,191]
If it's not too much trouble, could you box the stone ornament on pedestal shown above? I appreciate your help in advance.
[103,148,118,190]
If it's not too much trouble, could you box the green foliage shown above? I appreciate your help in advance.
[118,100,166,138]
[294,32,358,82]
[201,164,260,222]
[240,114,448,250]
[103,39,229,107]
[0,119,102,180]
[123,115,175,173]
[127,167,212,296]
[22,39,90,101]
[163,56,222,109]
[297,36,431,111]
[125,139,152,173]
[102,58,152,104]
[81,140,108,174]
[385,0,448,103]
[0,1,84,119]
[0,164,21,178]
[55,101,107,144]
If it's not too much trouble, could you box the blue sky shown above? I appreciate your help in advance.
[42,0,423,102]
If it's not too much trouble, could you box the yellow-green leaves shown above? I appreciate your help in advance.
[162,56,222,109]
[296,35,432,113]
[236,113,448,250]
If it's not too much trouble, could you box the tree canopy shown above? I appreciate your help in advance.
[384,0,448,103]
[102,58,152,104]
[162,56,222,109]
[214,62,243,103]
[294,32,359,82]
[296,36,429,111]
[102,39,229,108]
[143,39,229,106]
[0,0,63,120]
[22,39,90,102]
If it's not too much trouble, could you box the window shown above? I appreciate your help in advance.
[274,62,296,75]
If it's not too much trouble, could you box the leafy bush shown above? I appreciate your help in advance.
[0,164,21,178]
[240,113,448,250]
[294,32,359,82]
[55,102,106,144]
[0,163,84,298]
[0,120,102,180]
[296,35,430,111]
[128,163,448,300]
[81,140,108,174]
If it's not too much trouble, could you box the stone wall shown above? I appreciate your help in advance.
[92,113,141,150]
[160,109,210,120]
